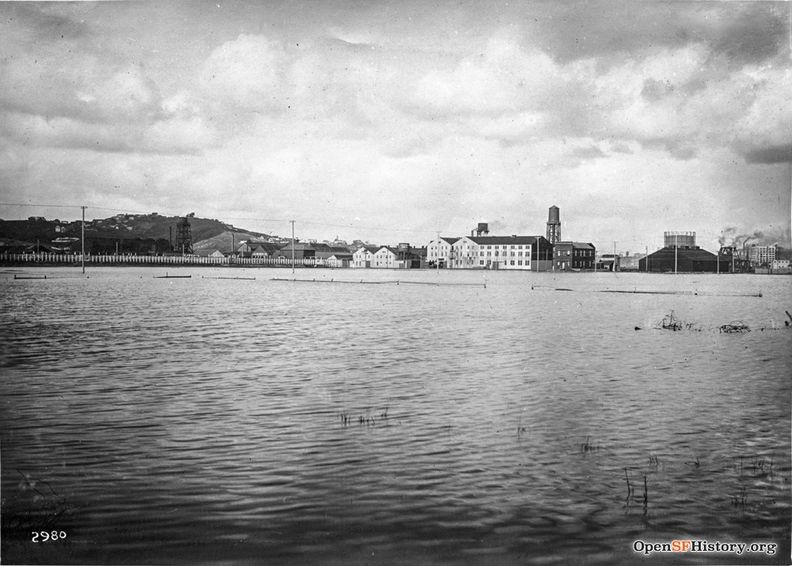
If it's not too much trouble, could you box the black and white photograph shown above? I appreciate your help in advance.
[1,1,790,564]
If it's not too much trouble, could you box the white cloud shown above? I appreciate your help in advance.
[199,34,288,113]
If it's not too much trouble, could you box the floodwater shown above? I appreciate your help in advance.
[1,267,790,565]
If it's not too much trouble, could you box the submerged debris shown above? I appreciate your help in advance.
[720,321,750,333]
[661,311,683,331]
[658,310,700,331]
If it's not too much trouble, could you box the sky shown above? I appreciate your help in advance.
[0,0,790,253]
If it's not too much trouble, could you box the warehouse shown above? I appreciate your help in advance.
[639,246,729,273]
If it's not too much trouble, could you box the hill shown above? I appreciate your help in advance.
[0,213,274,251]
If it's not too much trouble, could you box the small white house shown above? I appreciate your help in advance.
[327,253,353,268]
[372,246,398,268]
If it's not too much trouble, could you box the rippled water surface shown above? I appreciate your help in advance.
[1,267,790,565]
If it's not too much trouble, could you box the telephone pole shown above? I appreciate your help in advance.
[290,220,296,274]
[81,206,86,274]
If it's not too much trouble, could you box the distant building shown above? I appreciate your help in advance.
[372,247,398,268]
[553,241,595,270]
[237,241,282,258]
[639,247,728,273]
[638,230,731,273]
[352,245,379,268]
[312,243,352,261]
[771,258,791,273]
[619,252,645,271]
[748,244,776,267]
[451,235,553,270]
[598,254,621,272]
[371,244,423,269]
[327,253,353,268]
[426,237,459,268]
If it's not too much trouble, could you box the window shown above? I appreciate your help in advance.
[510,260,515,265]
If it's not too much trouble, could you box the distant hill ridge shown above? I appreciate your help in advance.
[0,213,274,249]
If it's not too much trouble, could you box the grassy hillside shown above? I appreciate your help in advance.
[0,214,273,248]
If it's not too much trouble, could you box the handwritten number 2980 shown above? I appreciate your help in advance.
[31,531,66,542]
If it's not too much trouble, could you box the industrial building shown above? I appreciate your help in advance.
[426,236,460,268]
[423,207,590,271]
[553,242,596,270]
[451,234,553,270]
[639,231,730,273]
[748,244,777,267]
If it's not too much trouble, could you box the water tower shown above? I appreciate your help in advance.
[546,205,561,244]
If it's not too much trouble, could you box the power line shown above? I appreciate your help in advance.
[0,202,84,210]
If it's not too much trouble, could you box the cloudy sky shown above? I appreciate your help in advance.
[1,1,790,252]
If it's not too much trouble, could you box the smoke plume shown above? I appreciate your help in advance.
[720,226,791,248]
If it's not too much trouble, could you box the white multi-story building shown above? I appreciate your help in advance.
[450,235,549,270]
[426,237,459,268]
[352,245,378,268]
[748,245,776,266]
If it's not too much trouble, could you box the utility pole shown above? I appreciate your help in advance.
[81,205,86,274]
[613,241,617,272]
[290,220,296,274]
[674,234,678,274]
[645,245,649,273]
[435,231,440,272]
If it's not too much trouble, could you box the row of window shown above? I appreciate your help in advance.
[432,244,535,253]
[477,260,528,266]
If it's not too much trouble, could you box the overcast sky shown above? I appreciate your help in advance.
[1,1,790,252]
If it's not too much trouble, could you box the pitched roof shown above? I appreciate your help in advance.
[440,237,460,244]
[465,235,543,245]
[556,241,595,249]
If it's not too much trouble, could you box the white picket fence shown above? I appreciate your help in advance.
[0,253,339,267]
